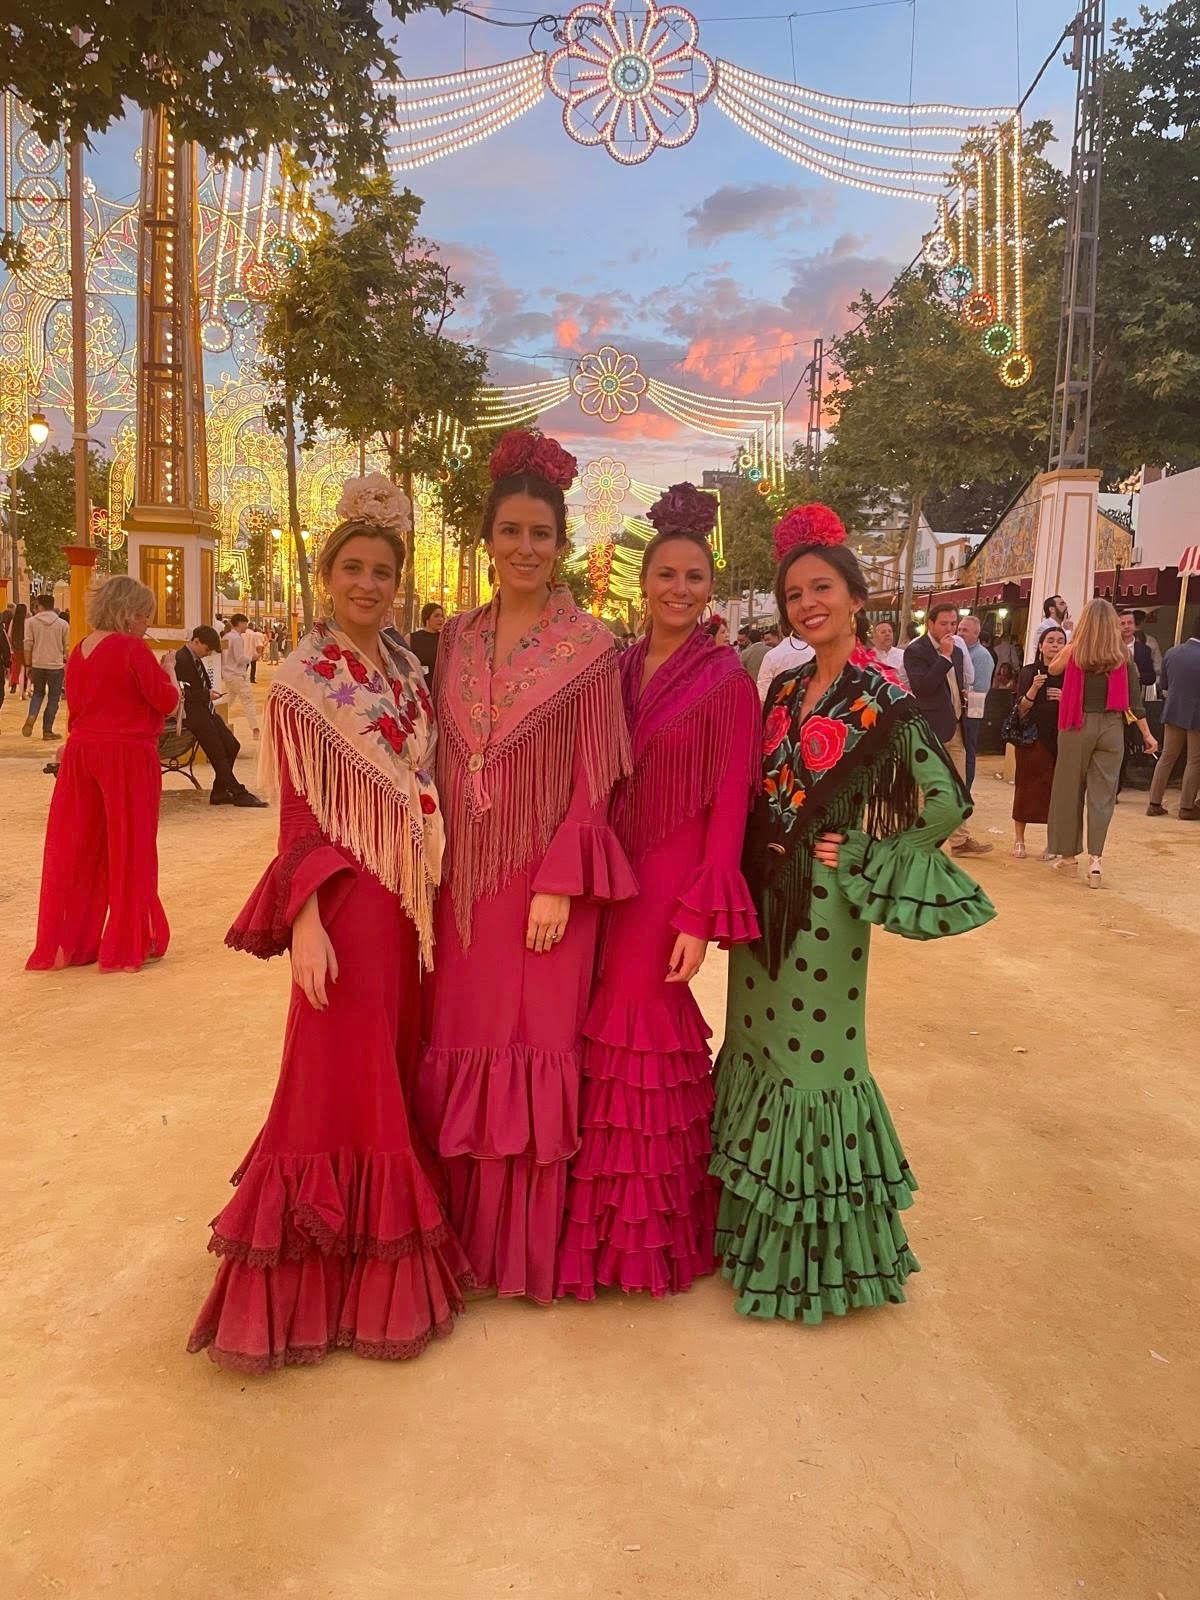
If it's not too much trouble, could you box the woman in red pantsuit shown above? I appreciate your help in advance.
[27,576,179,974]
[188,476,473,1374]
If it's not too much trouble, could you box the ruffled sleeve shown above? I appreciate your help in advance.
[835,719,996,940]
[226,770,358,959]
[531,748,637,902]
[670,669,760,946]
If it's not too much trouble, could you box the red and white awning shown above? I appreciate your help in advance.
[1179,545,1200,576]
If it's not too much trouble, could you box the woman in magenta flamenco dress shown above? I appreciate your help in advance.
[188,479,473,1373]
[558,486,760,1300]
[413,431,635,1306]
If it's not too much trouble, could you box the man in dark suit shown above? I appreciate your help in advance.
[1146,631,1200,820]
[175,626,267,807]
[903,601,992,857]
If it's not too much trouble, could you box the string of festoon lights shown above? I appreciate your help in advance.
[383,56,546,170]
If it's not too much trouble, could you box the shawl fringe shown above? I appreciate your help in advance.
[612,669,754,864]
[264,685,436,966]
[746,702,966,979]
[439,652,630,944]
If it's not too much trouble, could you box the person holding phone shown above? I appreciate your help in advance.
[1011,626,1066,858]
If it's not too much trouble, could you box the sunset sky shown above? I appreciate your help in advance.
[79,0,1148,495]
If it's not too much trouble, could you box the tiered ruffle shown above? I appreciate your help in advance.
[415,1043,580,1305]
[187,1146,474,1372]
[710,1049,918,1323]
[557,990,718,1300]
[837,828,996,941]
[530,819,638,901]
[670,862,759,947]
[225,833,357,960]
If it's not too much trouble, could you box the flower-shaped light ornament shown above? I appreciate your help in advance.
[573,346,648,424]
[583,455,632,504]
[584,500,624,539]
[547,0,715,167]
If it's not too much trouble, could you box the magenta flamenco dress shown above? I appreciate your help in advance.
[557,627,760,1299]
[413,588,635,1306]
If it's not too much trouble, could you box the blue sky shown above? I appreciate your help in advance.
[77,0,1139,488]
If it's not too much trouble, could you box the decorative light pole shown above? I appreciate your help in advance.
[122,111,216,645]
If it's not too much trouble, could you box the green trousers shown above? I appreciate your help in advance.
[1047,712,1124,858]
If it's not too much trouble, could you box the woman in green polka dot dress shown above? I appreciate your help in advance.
[711,507,996,1324]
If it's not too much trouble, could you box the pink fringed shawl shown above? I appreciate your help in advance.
[1059,657,1129,731]
[612,627,759,864]
[435,586,631,941]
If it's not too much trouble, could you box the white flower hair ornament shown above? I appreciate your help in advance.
[335,473,413,537]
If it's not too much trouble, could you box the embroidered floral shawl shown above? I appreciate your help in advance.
[746,648,968,976]
[612,626,757,863]
[264,620,443,963]
[435,585,630,941]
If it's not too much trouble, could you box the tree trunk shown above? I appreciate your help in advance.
[899,489,924,635]
[284,387,313,631]
[401,419,415,634]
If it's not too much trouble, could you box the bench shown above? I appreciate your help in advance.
[158,714,201,789]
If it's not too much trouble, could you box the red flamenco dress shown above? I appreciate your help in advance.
[28,631,179,974]
[557,626,760,1299]
[188,622,473,1373]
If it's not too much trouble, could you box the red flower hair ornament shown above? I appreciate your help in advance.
[489,429,578,492]
[772,503,847,562]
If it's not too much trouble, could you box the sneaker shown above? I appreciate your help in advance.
[21,717,33,737]
[1146,802,1167,816]
[210,790,237,806]
[232,791,269,809]
[951,839,994,858]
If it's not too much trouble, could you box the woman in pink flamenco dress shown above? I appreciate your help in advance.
[188,479,473,1373]
[413,431,635,1306]
[558,486,760,1299]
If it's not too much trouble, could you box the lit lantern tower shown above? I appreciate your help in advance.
[123,110,216,641]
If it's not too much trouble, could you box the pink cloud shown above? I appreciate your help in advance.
[555,317,581,348]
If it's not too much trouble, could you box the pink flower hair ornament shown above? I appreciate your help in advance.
[646,481,718,538]
[489,429,579,492]
[772,502,847,562]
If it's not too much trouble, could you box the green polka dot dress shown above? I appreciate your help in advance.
[711,661,996,1324]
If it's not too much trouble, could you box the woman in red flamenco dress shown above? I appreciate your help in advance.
[27,575,179,974]
[557,486,760,1300]
[188,478,473,1374]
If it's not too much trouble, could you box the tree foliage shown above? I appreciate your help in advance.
[1091,1,1200,468]
[14,446,110,582]
[258,179,487,485]
[2,2,451,184]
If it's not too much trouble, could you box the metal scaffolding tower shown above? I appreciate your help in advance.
[1048,1,1105,471]
[805,337,824,480]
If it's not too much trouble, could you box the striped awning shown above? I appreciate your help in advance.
[1179,545,1200,577]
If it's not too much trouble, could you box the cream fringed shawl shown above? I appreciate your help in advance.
[435,586,631,944]
[262,621,444,965]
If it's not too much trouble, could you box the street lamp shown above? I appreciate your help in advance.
[28,411,49,447]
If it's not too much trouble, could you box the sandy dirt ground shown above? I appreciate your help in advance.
[2,679,1198,1600]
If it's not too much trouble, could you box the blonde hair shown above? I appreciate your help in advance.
[315,521,406,592]
[87,575,156,634]
[1071,598,1126,675]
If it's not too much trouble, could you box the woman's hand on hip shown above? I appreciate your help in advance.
[665,932,708,985]
[291,895,339,1009]
[527,892,570,954]
[812,832,844,870]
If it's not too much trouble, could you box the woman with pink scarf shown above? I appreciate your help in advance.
[557,484,760,1301]
[1046,598,1157,887]
[414,431,635,1305]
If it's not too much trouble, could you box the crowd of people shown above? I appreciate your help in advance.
[14,429,1196,1377]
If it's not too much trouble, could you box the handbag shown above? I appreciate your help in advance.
[1123,709,1147,761]
[1001,704,1039,747]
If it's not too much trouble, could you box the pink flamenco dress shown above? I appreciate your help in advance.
[557,627,760,1299]
[413,587,636,1306]
[188,622,474,1373]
